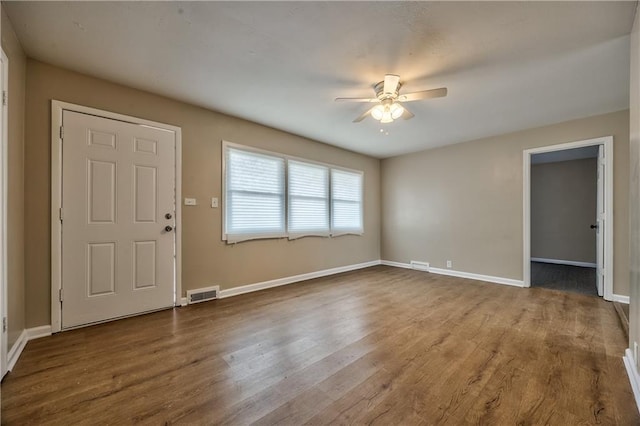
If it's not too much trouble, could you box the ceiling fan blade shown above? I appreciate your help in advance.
[399,87,448,102]
[401,105,415,120]
[383,74,401,95]
[353,106,376,123]
[335,97,379,103]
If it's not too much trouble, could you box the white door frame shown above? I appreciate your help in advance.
[522,136,614,300]
[51,101,182,333]
[596,145,605,297]
[0,49,9,376]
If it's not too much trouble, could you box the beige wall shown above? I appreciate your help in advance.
[1,7,26,348]
[629,7,640,363]
[531,158,597,264]
[24,60,380,328]
[382,110,629,295]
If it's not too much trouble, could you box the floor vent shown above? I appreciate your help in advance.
[187,286,220,304]
[410,261,430,272]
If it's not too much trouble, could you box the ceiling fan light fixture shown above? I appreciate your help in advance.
[371,104,385,120]
[390,102,404,119]
[380,109,393,123]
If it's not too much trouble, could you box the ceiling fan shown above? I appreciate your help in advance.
[335,74,447,123]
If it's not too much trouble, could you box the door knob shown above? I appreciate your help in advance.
[590,224,598,229]
[165,213,172,219]
[165,225,173,232]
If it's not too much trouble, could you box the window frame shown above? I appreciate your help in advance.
[222,141,364,243]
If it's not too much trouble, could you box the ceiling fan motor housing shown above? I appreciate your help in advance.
[374,80,401,100]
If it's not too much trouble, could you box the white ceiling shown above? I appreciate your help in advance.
[5,1,636,158]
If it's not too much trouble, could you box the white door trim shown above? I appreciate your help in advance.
[522,136,614,300]
[0,49,9,377]
[51,101,182,333]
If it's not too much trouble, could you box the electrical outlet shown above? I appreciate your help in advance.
[211,197,219,208]
[446,260,452,268]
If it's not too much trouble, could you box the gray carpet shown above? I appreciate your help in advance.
[531,261,597,297]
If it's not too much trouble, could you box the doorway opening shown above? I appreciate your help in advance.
[530,145,598,296]
[523,136,613,300]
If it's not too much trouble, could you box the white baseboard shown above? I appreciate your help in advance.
[531,257,596,268]
[380,260,412,269]
[7,325,52,371]
[219,260,381,299]
[624,348,640,414]
[429,267,524,287]
[27,325,52,340]
[613,294,630,304]
[381,260,523,288]
[179,297,187,307]
[7,329,28,371]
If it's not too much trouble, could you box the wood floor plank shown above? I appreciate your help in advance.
[1,266,637,425]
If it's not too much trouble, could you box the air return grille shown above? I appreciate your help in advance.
[410,261,430,272]
[186,286,220,304]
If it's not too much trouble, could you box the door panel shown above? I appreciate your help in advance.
[134,241,157,289]
[134,165,157,222]
[87,243,116,296]
[134,137,157,154]
[62,110,176,328]
[88,160,116,223]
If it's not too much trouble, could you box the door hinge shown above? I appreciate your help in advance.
[2,90,6,106]
[2,317,6,333]
[59,126,64,140]
[59,207,63,223]
[59,288,63,302]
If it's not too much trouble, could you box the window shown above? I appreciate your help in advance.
[224,147,285,242]
[287,160,330,237]
[331,169,364,234]
[223,142,363,242]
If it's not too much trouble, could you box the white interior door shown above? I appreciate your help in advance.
[596,144,605,297]
[61,110,176,328]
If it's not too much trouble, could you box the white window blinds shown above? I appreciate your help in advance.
[331,169,364,234]
[225,147,285,242]
[288,161,329,236]
[223,143,364,242]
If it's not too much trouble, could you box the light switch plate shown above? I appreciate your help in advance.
[184,198,197,206]
[211,197,219,208]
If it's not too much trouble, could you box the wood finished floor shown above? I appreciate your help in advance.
[2,266,637,425]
